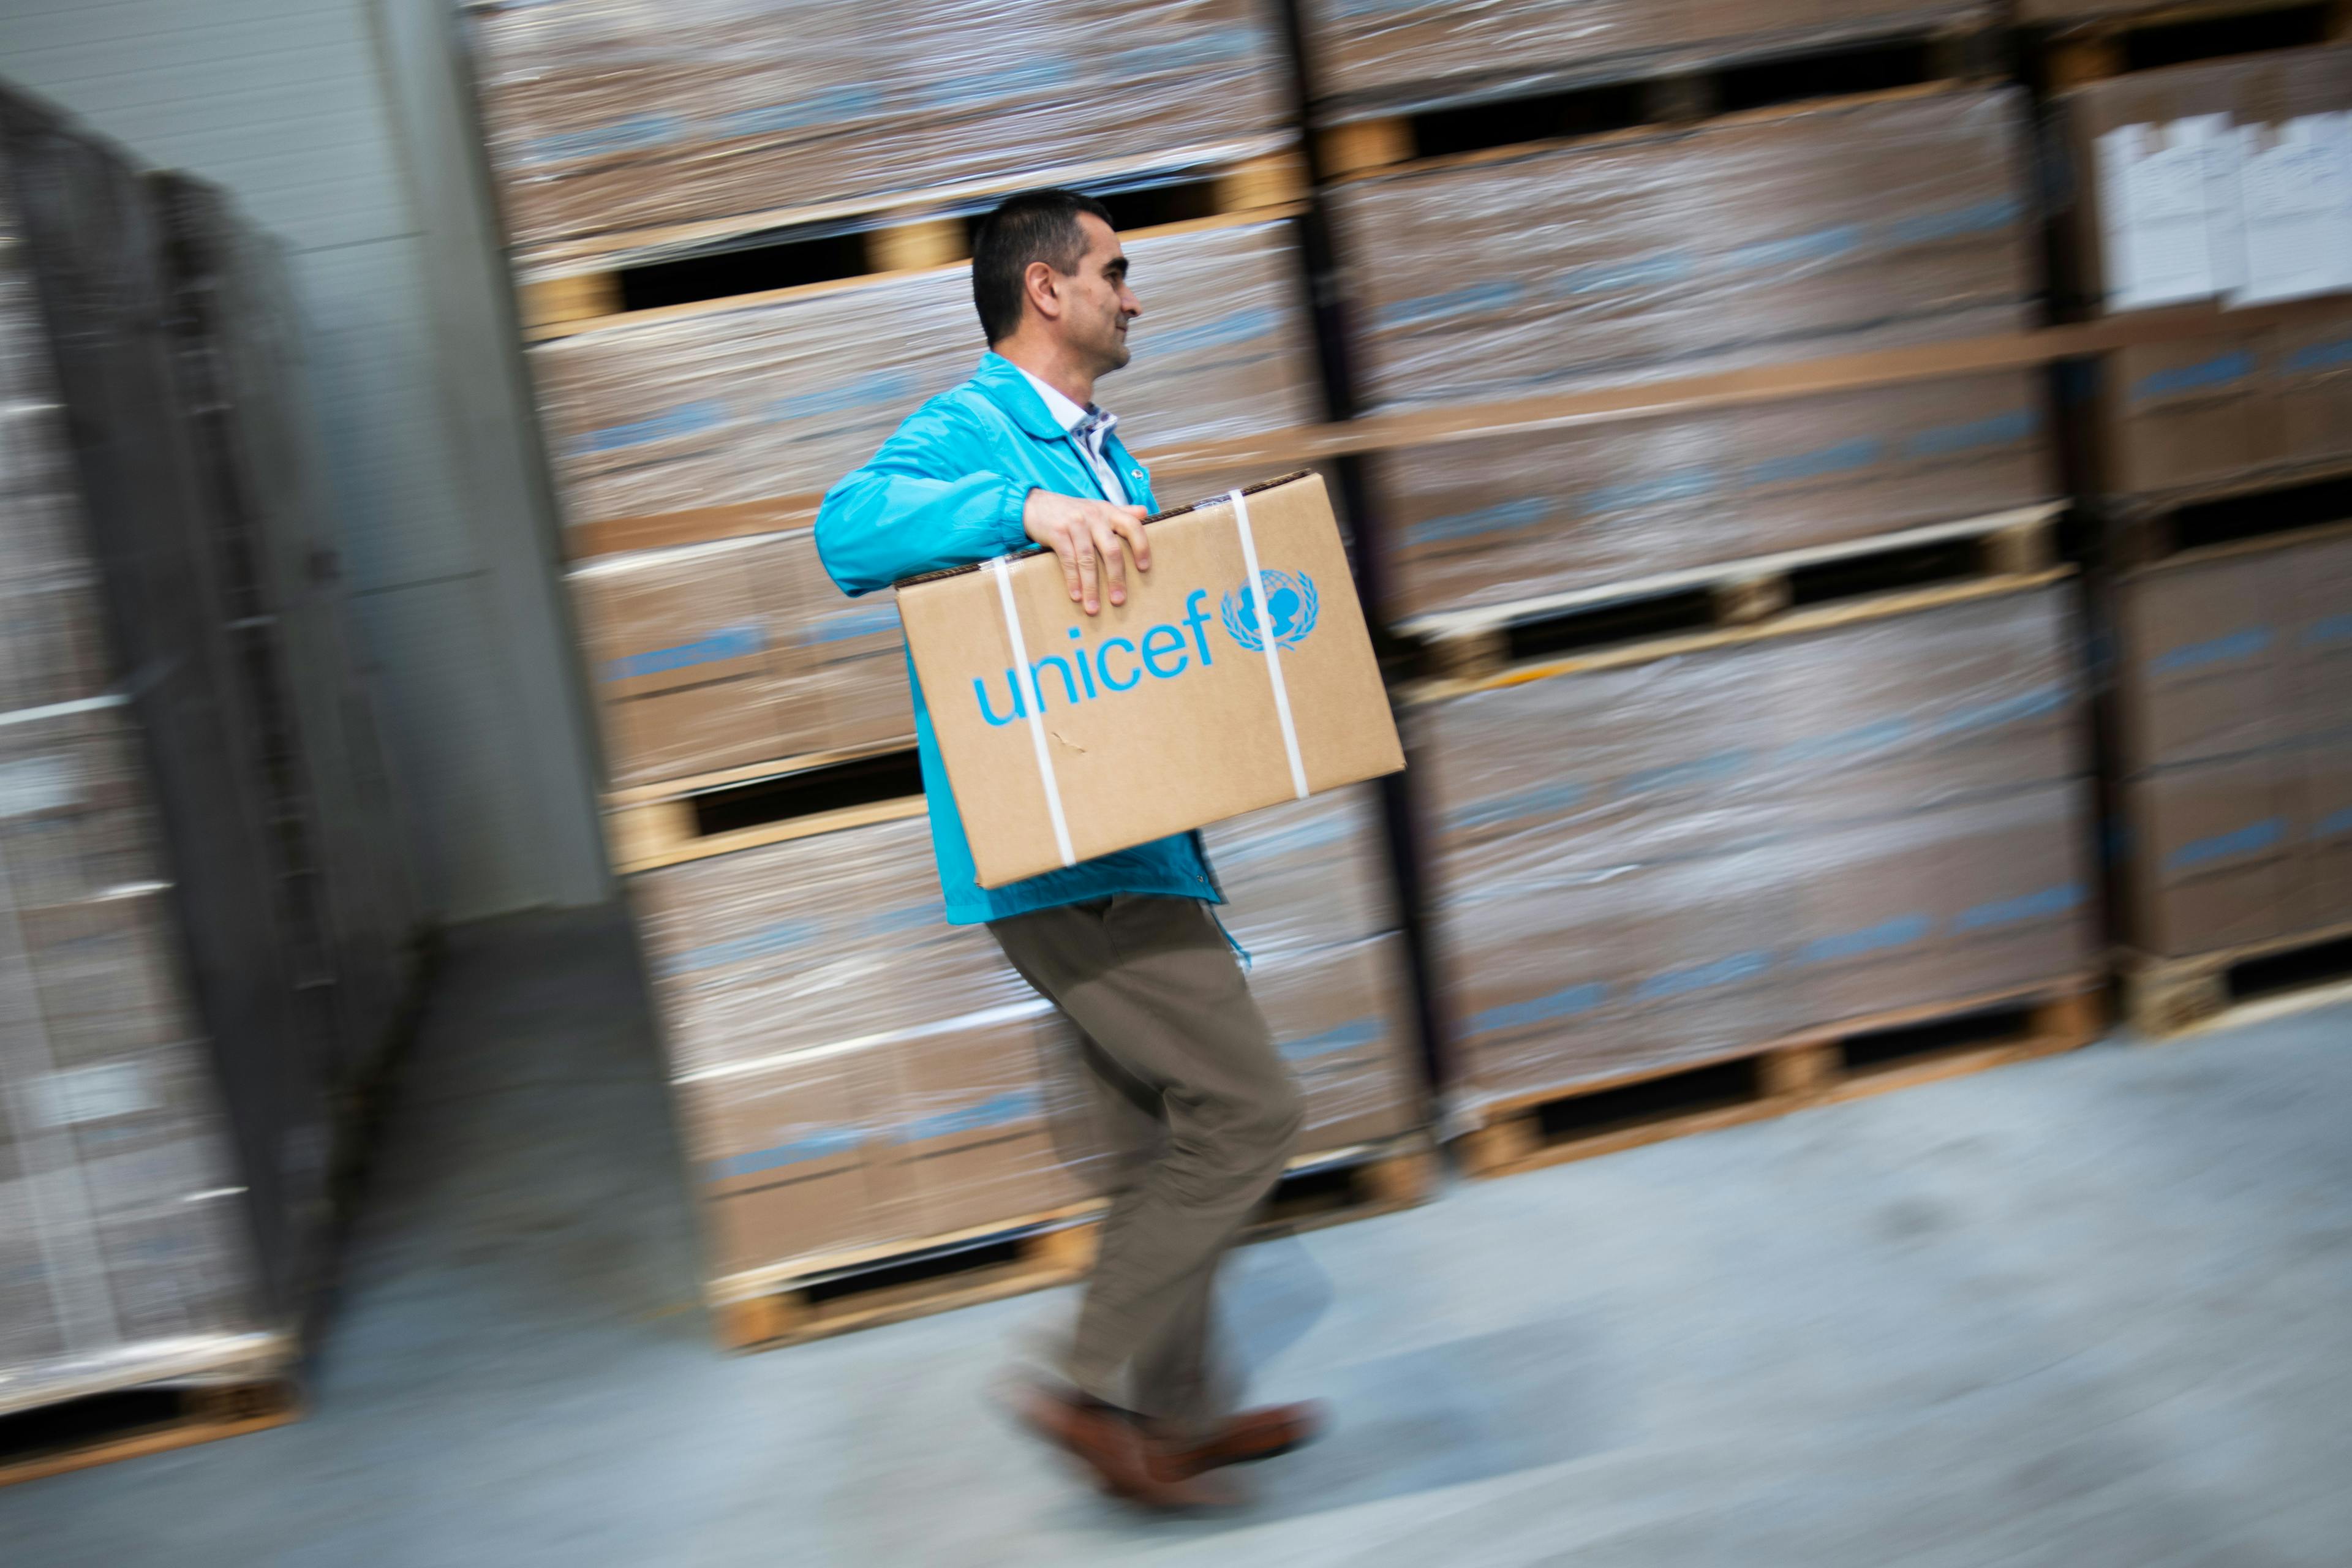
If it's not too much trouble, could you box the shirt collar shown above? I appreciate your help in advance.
[1010,361,1105,437]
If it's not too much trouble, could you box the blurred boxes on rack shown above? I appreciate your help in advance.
[1329,85,2043,625]
[633,787,1424,1294]
[1298,0,1989,119]
[2057,45,2352,496]
[1411,583,2097,1107]
[2112,526,2352,957]
[465,0,1292,262]
[538,219,1322,545]
[1375,369,2052,624]
[633,812,1093,1278]
[0,88,391,1413]
[1201,785,1424,1150]
[2092,307,2352,496]
[1328,87,2035,413]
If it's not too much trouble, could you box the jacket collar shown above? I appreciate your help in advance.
[971,350,1083,442]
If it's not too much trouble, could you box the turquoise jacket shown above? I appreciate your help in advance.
[814,352,1220,926]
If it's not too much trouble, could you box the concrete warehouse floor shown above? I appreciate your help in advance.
[6,907,2350,1567]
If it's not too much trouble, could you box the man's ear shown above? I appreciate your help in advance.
[1023,259,1063,323]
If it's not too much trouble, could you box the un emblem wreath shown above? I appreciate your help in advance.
[1219,570,1321,652]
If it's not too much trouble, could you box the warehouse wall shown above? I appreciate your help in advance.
[0,0,609,920]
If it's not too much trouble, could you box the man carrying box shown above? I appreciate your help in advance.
[815,190,1321,1510]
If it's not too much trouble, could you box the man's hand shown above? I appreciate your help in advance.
[1023,489,1151,615]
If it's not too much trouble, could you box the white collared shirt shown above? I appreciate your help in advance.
[1014,363,1126,503]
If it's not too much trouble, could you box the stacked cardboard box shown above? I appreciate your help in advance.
[2112,527,2352,957]
[1326,87,2054,624]
[554,217,1325,788]
[1300,0,1988,118]
[466,0,1291,263]
[0,90,407,1411]
[2058,45,2352,496]
[1414,585,2096,1106]
[633,787,1420,1289]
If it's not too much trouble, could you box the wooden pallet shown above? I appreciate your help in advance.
[0,1378,298,1490]
[713,1135,1435,1351]
[1404,505,2062,685]
[2120,919,2352,1036]
[2038,0,2349,86]
[520,152,1308,341]
[2103,467,2352,571]
[1319,23,2001,179]
[1452,983,2106,1180]
[605,747,923,875]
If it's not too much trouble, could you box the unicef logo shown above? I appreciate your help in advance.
[1220,570,1321,652]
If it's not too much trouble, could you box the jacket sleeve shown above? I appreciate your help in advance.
[814,401,1036,595]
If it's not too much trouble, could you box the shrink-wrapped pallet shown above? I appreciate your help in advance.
[0,88,326,1410]
[1415,584,2095,1106]
[538,217,1321,540]
[633,789,1423,1291]
[1330,88,2034,411]
[466,0,1291,263]
[2057,47,2352,495]
[1300,0,1989,118]
[1374,369,2052,624]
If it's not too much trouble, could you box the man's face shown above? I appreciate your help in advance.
[1054,213,1140,377]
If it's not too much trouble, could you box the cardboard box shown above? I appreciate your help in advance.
[2125,753,2307,956]
[1792,783,2096,1025]
[569,530,914,788]
[2060,46,2352,314]
[895,473,1402,889]
[2114,548,2296,770]
[2101,329,2276,496]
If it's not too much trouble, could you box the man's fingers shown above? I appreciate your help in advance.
[1058,530,1083,603]
[1093,519,1128,606]
[1075,543,1100,615]
[1111,511,1152,573]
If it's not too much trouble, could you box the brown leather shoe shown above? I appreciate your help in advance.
[1012,1386,1240,1511]
[1150,1401,1328,1479]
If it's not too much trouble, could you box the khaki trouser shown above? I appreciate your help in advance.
[989,893,1304,1439]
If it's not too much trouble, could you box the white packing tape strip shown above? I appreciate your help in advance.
[992,555,1076,869]
[1229,488,1310,800]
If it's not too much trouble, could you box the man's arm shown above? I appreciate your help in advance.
[815,403,1033,595]
[816,401,1155,614]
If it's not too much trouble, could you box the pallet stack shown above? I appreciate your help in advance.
[465,0,1432,1347]
[1293,2,2111,1168]
[0,89,420,1482]
[2040,20,2352,1031]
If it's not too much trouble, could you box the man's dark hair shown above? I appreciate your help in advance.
[971,189,1115,345]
